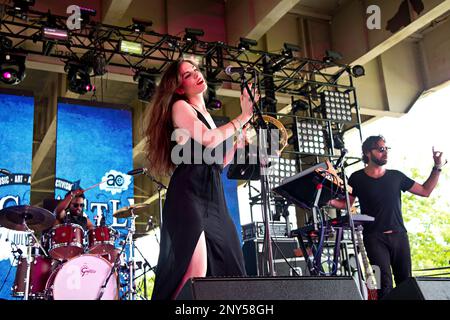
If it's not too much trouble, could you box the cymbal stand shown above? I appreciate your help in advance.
[21,220,50,300]
[97,233,128,300]
[124,208,138,300]
[133,244,156,300]
[143,171,167,227]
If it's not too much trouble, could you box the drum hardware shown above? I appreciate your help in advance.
[0,242,21,294]
[100,207,140,300]
[45,254,118,300]
[132,244,156,300]
[0,205,55,300]
[48,223,85,260]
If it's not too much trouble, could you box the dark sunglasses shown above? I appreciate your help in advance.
[72,203,85,208]
[371,146,391,153]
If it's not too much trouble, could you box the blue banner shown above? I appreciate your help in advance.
[55,101,133,299]
[0,93,34,300]
[221,166,242,244]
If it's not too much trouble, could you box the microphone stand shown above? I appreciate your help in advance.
[132,243,156,300]
[143,171,167,227]
[336,150,365,299]
[239,71,276,276]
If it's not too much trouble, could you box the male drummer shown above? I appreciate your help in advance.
[53,189,94,231]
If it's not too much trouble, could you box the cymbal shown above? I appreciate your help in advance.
[0,205,56,232]
[113,203,151,218]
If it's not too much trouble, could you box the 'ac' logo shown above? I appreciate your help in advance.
[99,170,131,195]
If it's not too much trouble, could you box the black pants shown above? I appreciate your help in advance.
[363,232,412,299]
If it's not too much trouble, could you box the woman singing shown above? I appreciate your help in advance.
[145,59,256,299]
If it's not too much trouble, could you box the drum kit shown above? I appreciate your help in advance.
[0,202,154,300]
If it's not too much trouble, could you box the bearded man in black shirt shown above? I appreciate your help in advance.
[330,135,444,299]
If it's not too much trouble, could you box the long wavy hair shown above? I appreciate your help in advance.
[144,59,196,176]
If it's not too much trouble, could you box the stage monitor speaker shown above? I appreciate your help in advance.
[178,276,362,300]
[383,277,450,300]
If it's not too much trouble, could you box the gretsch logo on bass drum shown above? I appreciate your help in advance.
[81,264,97,277]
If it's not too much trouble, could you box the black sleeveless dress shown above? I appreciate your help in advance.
[151,108,246,300]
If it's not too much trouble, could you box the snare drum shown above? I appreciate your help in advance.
[45,254,118,300]
[48,223,85,260]
[87,226,117,255]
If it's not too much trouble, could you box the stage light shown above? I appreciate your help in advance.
[134,69,156,102]
[238,37,257,51]
[321,90,352,123]
[65,62,95,95]
[323,50,343,63]
[282,43,301,59]
[184,28,204,42]
[333,133,346,150]
[13,0,35,12]
[295,119,327,156]
[78,6,96,25]
[267,156,297,188]
[42,27,68,41]
[119,39,143,55]
[0,36,13,51]
[351,65,365,77]
[291,98,309,113]
[81,50,107,76]
[0,53,26,85]
[131,18,153,33]
[283,43,301,53]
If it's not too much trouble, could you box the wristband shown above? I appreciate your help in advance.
[433,166,442,172]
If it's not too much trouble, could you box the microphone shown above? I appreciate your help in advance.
[224,65,253,76]
[334,148,348,169]
[127,167,148,176]
[145,216,154,232]
[0,168,11,175]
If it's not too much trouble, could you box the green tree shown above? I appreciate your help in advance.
[136,274,155,300]
[402,168,450,276]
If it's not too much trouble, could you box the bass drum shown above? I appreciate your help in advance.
[45,254,118,300]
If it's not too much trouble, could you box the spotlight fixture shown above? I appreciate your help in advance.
[321,90,352,123]
[238,37,257,51]
[282,43,301,59]
[0,52,26,85]
[184,28,204,42]
[0,36,13,51]
[131,18,153,33]
[291,98,309,113]
[78,6,96,25]
[13,0,35,12]
[119,39,143,55]
[81,50,107,76]
[134,69,156,102]
[351,65,365,78]
[65,62,95,95]
[295,119,327,156]
[323,50,343,63]
[42,27,69,41]
[333,133,346,150]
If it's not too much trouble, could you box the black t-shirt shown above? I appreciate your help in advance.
[348,169,415,235]
[65,212,88,231]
